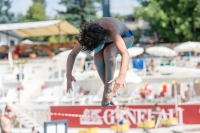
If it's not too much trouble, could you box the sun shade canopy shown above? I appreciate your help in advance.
[0,20,79,37]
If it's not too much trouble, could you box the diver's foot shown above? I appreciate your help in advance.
[101,89,113,108]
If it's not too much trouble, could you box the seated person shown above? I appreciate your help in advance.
[116,104,130,126]
[158,82,168,97]
[196,62,200,69]
[139,87,145,100]
[132,56,144,70]
[147,60,157,75]
[75,86,85,99]
[139,33,149,46]
[139,82,152,100]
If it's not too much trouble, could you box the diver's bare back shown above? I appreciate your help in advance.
[94,17,129,39]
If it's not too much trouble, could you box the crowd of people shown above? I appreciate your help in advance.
[132,54,200,76]
[0,41,76,60]
[137,31,163,47]
[131,81,200,103]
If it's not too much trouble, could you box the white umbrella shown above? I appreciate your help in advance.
[128,47,144,57]
[146,46,177,57]
[52,50,87,60]
[156,66,200,78]
[20,39,33,45]
[174,41,200,52]
[114,70,142,84]
[91,47,144,58]
[73,69,142,84]
[116,47,144,61]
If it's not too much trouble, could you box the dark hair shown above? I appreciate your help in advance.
[78,22,106,52]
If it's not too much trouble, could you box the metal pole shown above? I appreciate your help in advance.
[174,82,178,118]
[6,31,9,45]
[19,64,22,133]
[116,103,120,133]
[58,23,61,49]
[102,0,110,17]
[56,124,57,133]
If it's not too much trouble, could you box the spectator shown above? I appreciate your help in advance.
[50,44,60,55]
[148,59,156,75]
[196,62,200,69]
[75,86,85,99]
[36,46,47,57]
[0,105,19,133]
[177,52,184,57]
[132,56,144,71]
[0,46,8,59]
[158,82,168,97]
[153,31,159,45]
[116,104,130,127]
[139,33,148,46]
[168,42,174,49]
[176,56,185,67]
[14,44,22,57]
[152,104,161,125]
[194,52,199,56]
[139,87,145,100]
[139,82,153,102]
[187,84,196,98]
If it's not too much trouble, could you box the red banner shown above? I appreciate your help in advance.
[50,105,200,128]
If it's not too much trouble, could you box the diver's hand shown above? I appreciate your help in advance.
[66,74,76,93]
[108,74,126,93]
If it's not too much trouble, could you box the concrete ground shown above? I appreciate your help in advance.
[11,124,200,133]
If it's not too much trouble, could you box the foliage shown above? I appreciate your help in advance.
[32,0,46,6]
[57,0,100,28]
[23,2,47,41]
[0,0,16,23]
[48,35,70,43]
[25,2,47,21]
[16,13,26,22]
[135,0,200,42]
[111,13,126,21]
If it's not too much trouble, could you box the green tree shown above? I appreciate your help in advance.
[48,35,70,43]
[111,13,125,21]
[57,0,100,28]
[26,2,47,21]
[17,13,26,22]
[134,0,200,42]
[32,0,46,6]
[0,0,16,23]
[24,2,47,41]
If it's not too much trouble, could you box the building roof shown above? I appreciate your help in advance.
[0,20,79,37]
[0,30,23,39]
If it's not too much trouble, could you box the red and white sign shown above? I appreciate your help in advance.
[50,105,200,128]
